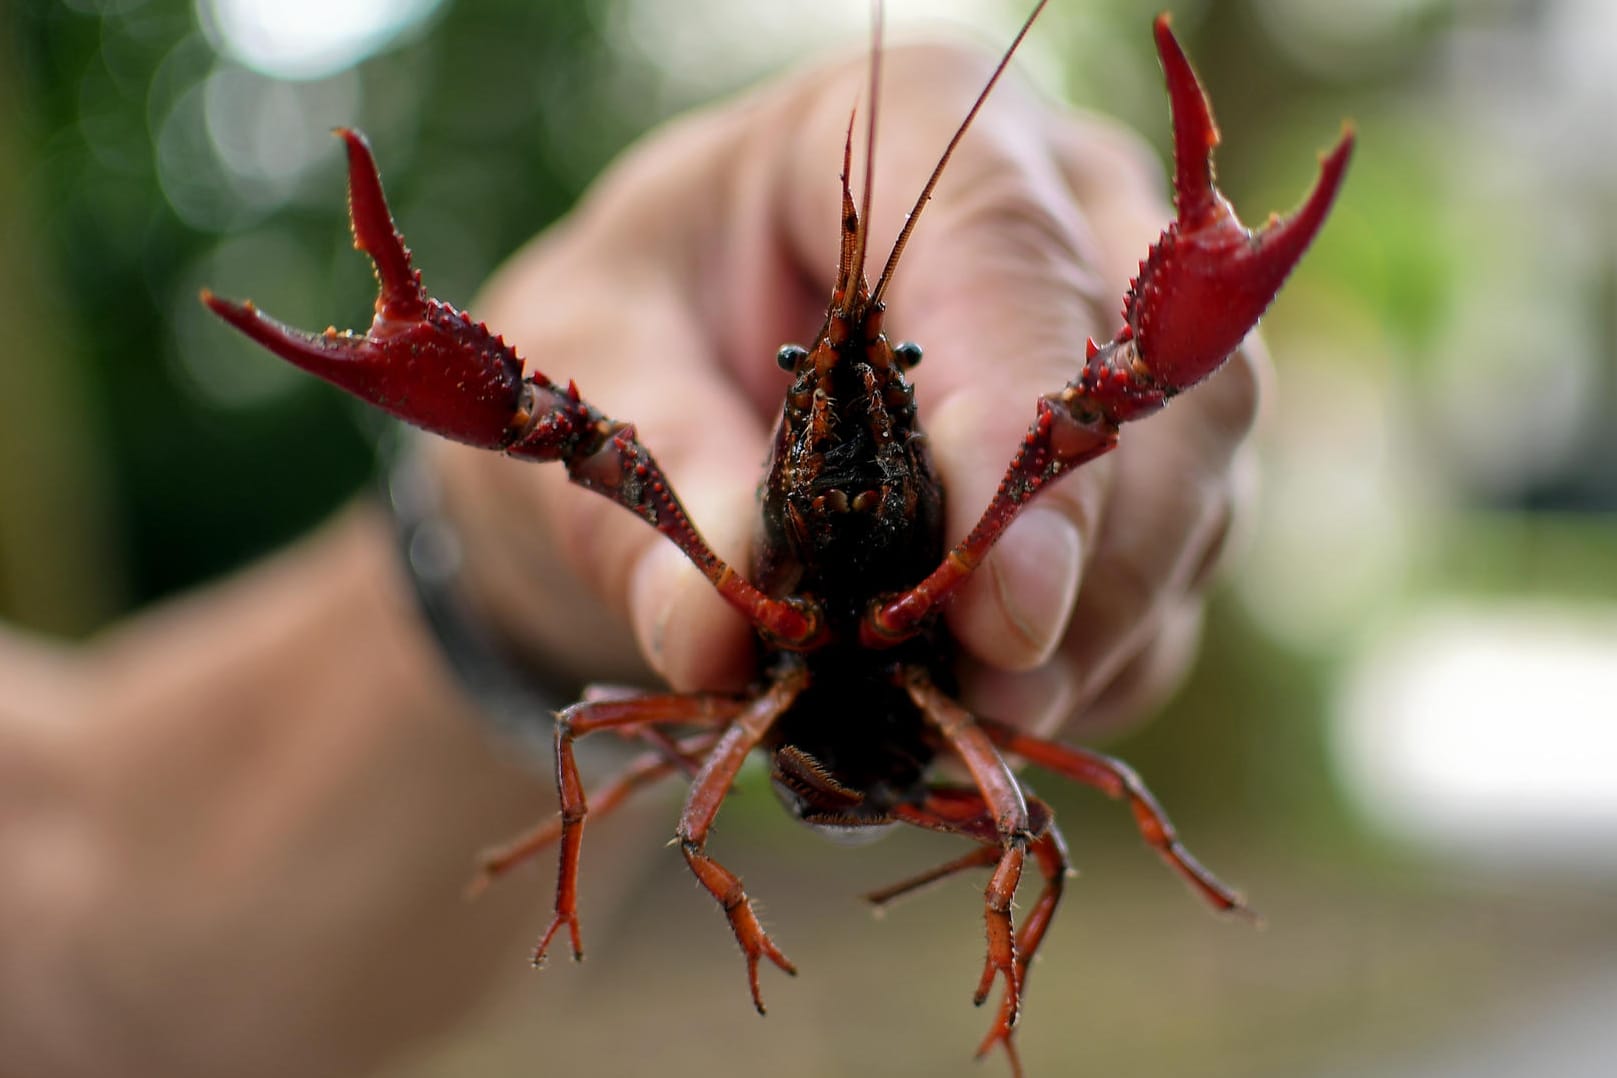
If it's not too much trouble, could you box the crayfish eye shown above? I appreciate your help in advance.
[776,344,808,371]
[893,341,923,369]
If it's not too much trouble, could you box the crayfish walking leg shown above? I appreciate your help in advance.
[901,673,1038,1034]
[869,787,1072,1077]
[673,671,806,1014]
[466,730,721,899]
[978,718,1253,918]
[533,693,744,966]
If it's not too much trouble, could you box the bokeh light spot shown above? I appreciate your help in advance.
[1335,602,1617,870]
[197,0,444,81]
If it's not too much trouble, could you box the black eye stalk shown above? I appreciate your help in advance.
[777,344,809,372]
[893,341,922,370]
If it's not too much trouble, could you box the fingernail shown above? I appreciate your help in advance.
[630,540,687,680]
[990,507,1082,666]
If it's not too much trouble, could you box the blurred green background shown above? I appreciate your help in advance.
[4,0,1615,1075]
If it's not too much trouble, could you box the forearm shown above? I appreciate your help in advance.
[80,502,472,750]
[0,505,631,1078]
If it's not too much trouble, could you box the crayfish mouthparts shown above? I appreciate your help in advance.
[202,6,1350,1077]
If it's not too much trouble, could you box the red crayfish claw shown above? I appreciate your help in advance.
[201,128,528,451]
[1115,15,1355,392]
[204,129,828,649]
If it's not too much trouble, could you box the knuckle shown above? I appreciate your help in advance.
[1185,494,1236,595]
[929,169,1090,285]
[552,485,653,611]
[1202,342,1266,441]
[1051,110,1170,205]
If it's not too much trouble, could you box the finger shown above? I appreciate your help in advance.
[956,590,1206,740]
[1186,439,1258,597]
[434,441,653,688]
[957,648,1084,741]
[1055,358,1253,703]
[1071,596,1205,739]
[1047,110,1178,296]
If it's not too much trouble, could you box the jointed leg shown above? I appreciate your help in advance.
[864,844,998,907]
[976,817,1069,1071]
[871,787,1070,1078]
[865,786,1051,903]
[902,674,1033,1027]
[466,730,721,899]
[675,671,807,1015]
[580,684,724,774]
[535,693,744,966]
[978,717,1253,918]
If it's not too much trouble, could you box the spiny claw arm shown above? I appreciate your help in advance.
[204,129,825,650]
[861,17,1352,648]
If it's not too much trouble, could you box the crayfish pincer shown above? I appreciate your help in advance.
[204,3,1350,1073]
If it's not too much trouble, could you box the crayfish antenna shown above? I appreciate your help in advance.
[869,0,1050,308]
[1124,15,1355,391]
[831,107,864,308]
[844,0,883,303]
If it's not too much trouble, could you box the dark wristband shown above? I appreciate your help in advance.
[382,433,576,754]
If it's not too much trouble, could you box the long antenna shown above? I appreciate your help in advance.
[869,0,1049,308]
[847,0,885,295]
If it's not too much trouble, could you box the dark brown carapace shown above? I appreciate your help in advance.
[202,3,1352,1072]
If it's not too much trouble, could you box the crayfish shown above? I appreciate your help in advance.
[202,3,1351,1073]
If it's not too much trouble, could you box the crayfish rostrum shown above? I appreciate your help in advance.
[203,3,1351,1072]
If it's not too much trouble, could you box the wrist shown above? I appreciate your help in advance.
[384,435,591,746]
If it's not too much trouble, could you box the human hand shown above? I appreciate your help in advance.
[434,41,1262,737]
